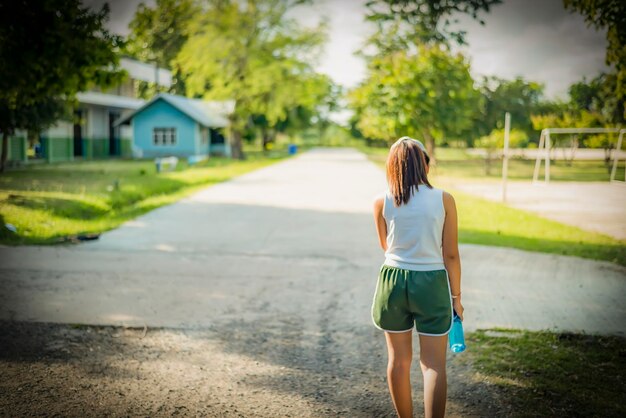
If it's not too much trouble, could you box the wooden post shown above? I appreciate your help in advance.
[502,112,511,203]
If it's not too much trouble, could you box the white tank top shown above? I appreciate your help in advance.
[382,185,446,271]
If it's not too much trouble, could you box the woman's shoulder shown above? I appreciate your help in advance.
[373,190,389,202]
[428,185,450,196]
[372,190,389,208]
[440,189,456,210]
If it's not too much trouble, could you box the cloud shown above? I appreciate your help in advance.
[451,0,608,98]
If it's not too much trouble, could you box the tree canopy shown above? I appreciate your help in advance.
[175,0,329,159]
[125,0,199,95]
[564,0,626,114]
[349,45,480,160]
[477,76,545,141]
[364,0,501,54]
[0,0,123,171]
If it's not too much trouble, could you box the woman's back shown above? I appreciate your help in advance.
[382,184,445,271]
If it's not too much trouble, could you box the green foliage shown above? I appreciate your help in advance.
[0,0,124,170]
[353,0,501,155]
[564,0,626,116]
[531,110,604,131]
[584,131,618,151]
[349,45,480,158]
[477,77,545,142]
[568,73,625,124]
[364,0,502,51]
[125,0,199,95]
[530,109,619,153]
[174,0,329,159]
[476,128,528,150]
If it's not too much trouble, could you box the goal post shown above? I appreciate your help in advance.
[532,127,625,183]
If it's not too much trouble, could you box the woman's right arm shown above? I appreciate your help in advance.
[373,196,388,252]
[442,191,464,320]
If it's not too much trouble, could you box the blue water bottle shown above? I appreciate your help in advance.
[449,309,466,353]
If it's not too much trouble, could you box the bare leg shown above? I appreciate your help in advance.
[418,333,448,418]
[384,331,413,418]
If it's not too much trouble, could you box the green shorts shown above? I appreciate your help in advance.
[371,264,454,335]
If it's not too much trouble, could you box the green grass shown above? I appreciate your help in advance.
[0,151,287,245]
[459,328,626,417]
[452,187,625,265]
[361,145,625,182]
[360,146,626,266]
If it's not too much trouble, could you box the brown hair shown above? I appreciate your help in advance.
[386,138,432,207]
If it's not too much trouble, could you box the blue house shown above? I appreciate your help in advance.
[116,93,234,159]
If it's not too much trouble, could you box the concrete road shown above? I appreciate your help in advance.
[0,148,625,336]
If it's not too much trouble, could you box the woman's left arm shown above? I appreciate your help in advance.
[373,196,388,251]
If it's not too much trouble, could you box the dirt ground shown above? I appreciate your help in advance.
[0,320,507,417]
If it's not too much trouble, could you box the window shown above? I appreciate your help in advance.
[153,127,177,146]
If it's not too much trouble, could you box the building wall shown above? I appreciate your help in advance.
[133,99,199,158]
[42,121,74,162]
[46,120,73,139]
[83,105,109,158]
[86,105,108,139]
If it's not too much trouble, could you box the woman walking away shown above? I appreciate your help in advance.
[371,137,464,418]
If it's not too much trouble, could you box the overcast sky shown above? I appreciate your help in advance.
[85,0,607,100]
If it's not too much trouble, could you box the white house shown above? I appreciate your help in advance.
[40,57,172,162]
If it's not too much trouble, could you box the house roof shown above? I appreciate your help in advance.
[115,93,235,128]
[76,91,144,110]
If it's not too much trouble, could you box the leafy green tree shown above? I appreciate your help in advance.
[477,76,545,142]
[175,0,327,159]
[272,74,340,148]
[0,0,123,171]
[364,0,502,53]
[564,0,626,116]
[353,0,500,155]
[349,45,480,162]
[568,73,625,124]
[125,0,199,95]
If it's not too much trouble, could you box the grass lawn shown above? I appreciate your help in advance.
[361,146,626,266]
[363,146,625,182]
[0,150,288,245]
[459,328,626,417]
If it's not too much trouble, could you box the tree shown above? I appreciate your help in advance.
[564,0,626,116]
[175,0,327,159]
[349,45,480,162]
[353,0,500,156]
[568,73,625,124]
[364,0,502,53]
[0,0,123,172]
[271,74,339,148]
[125,0,199,96]
[477,76,545,142]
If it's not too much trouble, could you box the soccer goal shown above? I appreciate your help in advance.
[532,127,626,183]
[610,129,626,182]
